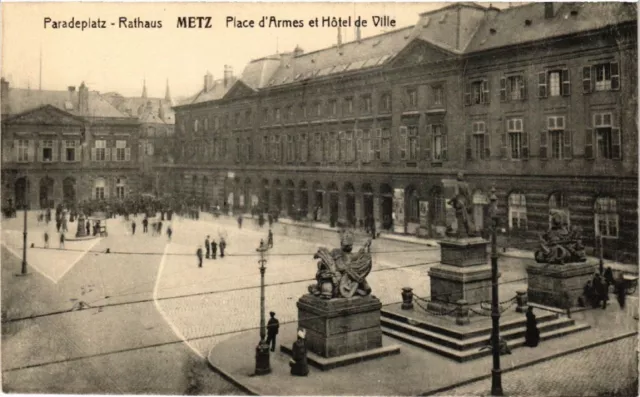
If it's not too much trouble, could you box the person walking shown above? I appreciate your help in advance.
[266,311,280,352]
[289,328,309,376]
[56,218,61,233]
[59,232,65,249]
[131,220,137,235]
[142,217,149,233]
[210,239,217,259]
[604,266,614,292]
[158,221,163,236]
[237,215,243,229]
[167,226,173,241]
[267,229,274,248]
[44,232,49,248]
[219,237,226,258]
[196,246,203,268]
[205,235,211,259]
[615,273,628,310]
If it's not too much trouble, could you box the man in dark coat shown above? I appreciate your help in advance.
[59,232,65,249]
[196,246,203,268]
[167,226,172,241]
[290,328,309,376]
[43,232,49,248]
[604,267,615,291]
[594,273,608,309]
[615,273,628,309]
[131,220,136,235]
[142,217,149,233]
[267,229,274,248]
[205,236,210,259]
[219,237,226,258]
[210,239,217,259]
[266,311,280,352]
[86,220,91,236]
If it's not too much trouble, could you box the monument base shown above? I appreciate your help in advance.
[527,262,596,308]
[284,294,400,370]
[428,264,495,308]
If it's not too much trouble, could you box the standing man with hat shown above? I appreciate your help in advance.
[266,311,280,352]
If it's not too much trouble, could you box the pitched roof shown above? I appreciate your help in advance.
[3,87,128,119]
[466,2,638,53]
[102,92,175,124]
[177,76,237,106]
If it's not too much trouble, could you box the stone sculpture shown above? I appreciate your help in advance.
[308,230,373,299]
[446,172,476,238]
[535,213,586,264]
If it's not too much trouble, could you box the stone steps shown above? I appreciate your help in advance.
[380,310,591,362]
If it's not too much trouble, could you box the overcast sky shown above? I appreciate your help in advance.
[2,2,512,100]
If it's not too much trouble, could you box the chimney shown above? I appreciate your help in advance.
[142,79,148,99]
[544,2,554,19]
[293,45,304,57]
[337,27,343,47]
[203,72,214,92]
[355,26,361,42]
[164,78,172,103]
[223,65,233,88]
[78,82,89,114]
[1,78,10,115]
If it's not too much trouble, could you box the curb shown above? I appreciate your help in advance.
[206,359,260,396]
[420,331,639,396]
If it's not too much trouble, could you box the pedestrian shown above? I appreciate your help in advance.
[205,235,211,259]
[524,306,540,347]
[62,217,68,233]
[56,219,61,233]
[615,273,628,310]
[131,220,136,235]
[266,311,280,352]
[167,226,173,241]
[143,217,149,233]
[238,215,243,229]
[158,221,163,235]
[604,266,614,292]
[371,219,377,240]
[219,237,226,258]
[86,220,91,236]
[196,246,203,268]
[59,232,65,249]
[289,328,309,376]
[43,232,49,248]
[267,229,274,248]
[594,273,608,309]
[211,239,217,259]
[258,213,265,228]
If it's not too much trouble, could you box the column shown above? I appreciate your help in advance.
[355,192,363,227]
[322,192,329,223]
[307,188,314,220]
[373,195,381,231]
[53,176,64,207]
[338,191,347,225]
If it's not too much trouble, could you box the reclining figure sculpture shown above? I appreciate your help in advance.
[308,230,373,299]
[535,213,586,264]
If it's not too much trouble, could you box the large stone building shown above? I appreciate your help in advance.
[1,79,141,209]
[163,2,637,261]
[102,80,176,194]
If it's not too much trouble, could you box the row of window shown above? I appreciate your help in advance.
[466,61,620,105]
[93,177,128,200]
[11,139,131,163]
[467,112,621,161]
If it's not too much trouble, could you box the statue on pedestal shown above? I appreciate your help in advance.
[535,213,586,264]
[446,172,476,238]
[308,230,373,299]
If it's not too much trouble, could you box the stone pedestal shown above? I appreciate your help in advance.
[282,294,400,370]
[428,238,493,311]
[75,215,87,238]
[527,262,596,308]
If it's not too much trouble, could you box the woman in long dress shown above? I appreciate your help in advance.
[524,306,540,347]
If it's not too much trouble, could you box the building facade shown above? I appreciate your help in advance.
[162,2,638,261]
[1,79,141,209]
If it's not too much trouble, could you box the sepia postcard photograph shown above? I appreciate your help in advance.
[0,1,638,395]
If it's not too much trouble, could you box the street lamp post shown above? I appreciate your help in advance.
[21,199,28,275]
[489,187,503,396]
[254,240,271,375]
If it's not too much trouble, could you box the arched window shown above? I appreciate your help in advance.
[94,178,106,200]
[595,197,618,238]
[549,192,570,227]
[116,178,127,199]
[508,192,527,230]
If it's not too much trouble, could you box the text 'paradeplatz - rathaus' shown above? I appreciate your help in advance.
[4,2,639,263]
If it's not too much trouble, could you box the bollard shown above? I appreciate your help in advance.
[401,287,414,310]
[456,299,470,325]
[515,290,528,313]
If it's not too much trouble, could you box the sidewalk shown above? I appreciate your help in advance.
[207,301,638,396]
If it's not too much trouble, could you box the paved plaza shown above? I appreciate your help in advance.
[1,211,638,395]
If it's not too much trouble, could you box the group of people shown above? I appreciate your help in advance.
[196,235,227,267]
[130,216,173,240]
[582,267,629,310]
[265,311,308,377]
